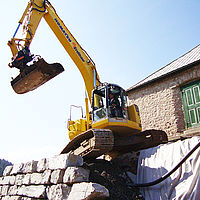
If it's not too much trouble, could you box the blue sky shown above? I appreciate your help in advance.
[1,0,200,163]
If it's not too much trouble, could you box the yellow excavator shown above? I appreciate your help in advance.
[8,0,167,159]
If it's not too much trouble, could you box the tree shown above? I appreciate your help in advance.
[0,159,13,176]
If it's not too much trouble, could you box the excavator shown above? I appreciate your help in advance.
[8,0,168,159]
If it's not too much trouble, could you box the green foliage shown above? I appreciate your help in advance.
[0,159,13,176]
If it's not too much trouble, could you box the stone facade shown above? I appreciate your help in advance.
[128,64,200,138]
[0,154,109,200]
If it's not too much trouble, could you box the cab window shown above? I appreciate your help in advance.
[108,86,128,119]
[93,87,107,122]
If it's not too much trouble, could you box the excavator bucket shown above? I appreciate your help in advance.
[11,58,64,94]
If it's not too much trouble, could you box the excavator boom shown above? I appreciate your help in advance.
[8,0,168,160]
[8,0,99,101]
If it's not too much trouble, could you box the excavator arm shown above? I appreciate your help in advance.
[8,0,100,102]
[8,0,168,159]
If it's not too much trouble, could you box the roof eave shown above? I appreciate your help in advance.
[127,59,200,92]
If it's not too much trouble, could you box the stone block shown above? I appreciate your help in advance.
[15,174,25,186]
[8,185,18,196]
[22,161,38,174]
[36,158,47,172]
[17,185,46,198]
[0,177,3,185]
[10,163,24,175]
[50,169,65,184]
[67,182,109,200]
[1,196,13,200]
[63,167,89,184]
[1,176,10,185]
[3,165,13,176]
[30,170,51,185]
[30,173,42,185]
[46,184,71,200]
[9,176,16,185]
[22,174,31,185]
[3,196,34,200]
[10,196,23,200]
[41,170,51,185]
[47,154,83,170]
[21,197,37,200]
[1,185,10,196]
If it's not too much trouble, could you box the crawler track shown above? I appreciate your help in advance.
[61,129,114,159]
[61,129,168,159]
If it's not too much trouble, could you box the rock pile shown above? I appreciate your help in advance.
[0,154,109,200]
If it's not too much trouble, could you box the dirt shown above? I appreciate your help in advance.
[84,159,144,200]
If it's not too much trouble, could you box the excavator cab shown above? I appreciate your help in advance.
[9,47,64,94]
[92,83,129,122]
[91,83,143,136]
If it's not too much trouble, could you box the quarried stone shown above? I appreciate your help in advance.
[15,175,25,186]
[67,182,109,200]
[36,158,47,172]
[17,185,46,198]
[1,185,10,196]
[63,167,89,184]
[22,161,38,174]
[50,169,65,184]
[46,184,71,200]
[10,163,24,175]
[47,154,83,170]
[3,165,13,176]
[7,185,18,196]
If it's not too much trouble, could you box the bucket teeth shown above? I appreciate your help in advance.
[11,58,64,94]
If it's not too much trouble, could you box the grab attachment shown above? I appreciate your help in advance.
[9,48,64,94]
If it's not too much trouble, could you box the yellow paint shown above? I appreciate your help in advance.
[68,119,87,140]
[8,0,100,102]
[8,0,143,141]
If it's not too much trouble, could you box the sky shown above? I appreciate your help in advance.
[0,0,200,164]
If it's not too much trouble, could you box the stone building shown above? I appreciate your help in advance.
[127,44,200,139]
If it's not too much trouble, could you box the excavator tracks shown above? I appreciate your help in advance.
[61,129,114,159]
[61,129,168,159]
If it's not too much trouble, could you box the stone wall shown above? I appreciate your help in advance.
[128,64,200,138]
[0,154,109,200]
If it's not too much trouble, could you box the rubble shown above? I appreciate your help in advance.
[86,158,141,200]
[0,152,143,199]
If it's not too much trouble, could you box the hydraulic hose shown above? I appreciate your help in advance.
[133,140,200,188]
[31,0,46,13]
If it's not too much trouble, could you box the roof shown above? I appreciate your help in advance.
[127,44,200,91]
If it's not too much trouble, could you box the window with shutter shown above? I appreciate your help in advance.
[181,80,200,128]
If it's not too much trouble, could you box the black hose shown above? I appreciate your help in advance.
[133,140,200,188]
[31,0,46,13]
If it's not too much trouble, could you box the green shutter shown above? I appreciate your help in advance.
[181,80,200,128]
